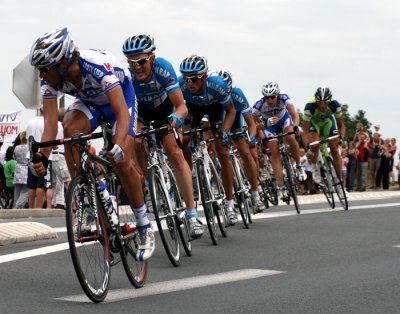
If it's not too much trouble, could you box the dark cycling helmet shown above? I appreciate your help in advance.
[179,55,208,75]
[261,81,280,97]
[217,70,233,90]
[315,85,332,101]
[30,27,75,69]
[122,34,156,56]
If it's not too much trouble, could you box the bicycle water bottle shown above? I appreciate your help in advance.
[99,178,118,229]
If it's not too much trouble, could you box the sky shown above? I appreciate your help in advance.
[1,0,399,146]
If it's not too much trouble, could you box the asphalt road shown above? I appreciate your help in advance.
[1,194,400,314]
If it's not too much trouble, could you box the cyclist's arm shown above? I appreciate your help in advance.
[244,113,256,137]
[107,85,130,147]
[168,89,188,121]
[222,102,236,134]
[40,99,59,158]
[336,116,346,140]
[301,120,311,147]
[287,103,300,126]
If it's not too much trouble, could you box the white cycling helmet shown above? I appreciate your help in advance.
[217,70,233,90]
[315,85,332,101]
[262,81,280,97]
[30,27,75,69]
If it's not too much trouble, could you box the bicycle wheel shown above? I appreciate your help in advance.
[166,166,192,256]
[65,174,110,303]
[327,157,348,210]
[319,158,335,209]
[117,186,147,288]
[197,161,218,245]
[233,179,249,229]
[258,177,270,210]
[150,169,180,266]
[283,155,300,214]
[209,160,228,237]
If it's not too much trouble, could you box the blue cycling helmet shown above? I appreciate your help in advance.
[122,34,156,56]
[217,70,233,90]
[179,55,208,75]
[315,85,332,101]
[30,27,75,69]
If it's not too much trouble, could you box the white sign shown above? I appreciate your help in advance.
[0,111,21,143]
[12,55,41,109]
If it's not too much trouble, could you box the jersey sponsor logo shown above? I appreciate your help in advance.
[104,63,112,71]
[104,81,113,89]
[82,62,105,79]
[154,66,171,78]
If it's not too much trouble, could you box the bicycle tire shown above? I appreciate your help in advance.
[150,169,180,266]
[262,162,279,206]
[209,160,228,237]
[319,158,335,209]
[234,179,249,229]
[327,157,349,210]
[166,166,192,256]
[117,186,148,288]
[258,177,270,210]
[197,161,218,245]
[282,154,300,214]
[65,174,110,303]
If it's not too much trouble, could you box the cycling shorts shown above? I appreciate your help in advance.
[185,102,224,129]
[263,111,294,141]
[308,115,339,138]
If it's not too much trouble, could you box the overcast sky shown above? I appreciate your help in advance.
[1,0,399,143]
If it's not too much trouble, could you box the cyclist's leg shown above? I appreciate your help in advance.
[327,116,342,180]
[234,137,258,192]
[264,127,284,186]
[134,119,149,178]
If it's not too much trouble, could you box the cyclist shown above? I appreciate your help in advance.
[122,34,204,239]
[252,81,307,200]
[179,55,238,225]
[29,27,154,261]
[216,70,265,213]
[302,85,346,184]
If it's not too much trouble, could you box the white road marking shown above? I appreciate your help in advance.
[1,202,400,264]
[57,268,285,303]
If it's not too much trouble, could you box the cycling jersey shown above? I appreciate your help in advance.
[252,93,294,125]
[41,49,132,105]
[303,97,342,123]
[231,87,251,116]
[133,57,180,109]
[178,75,232,107]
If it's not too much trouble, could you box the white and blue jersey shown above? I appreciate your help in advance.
[252,93,295,139]
[41,49,137,137]
[178,75,232,107]
[133,57,180,109]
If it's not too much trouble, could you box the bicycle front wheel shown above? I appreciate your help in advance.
[65,174,110,303]
[209,160,228,237]
[283,155,300,214]
[319,158,335,209]
[118,186,147,288]
[327,158,348,210]
[150,169,180,266]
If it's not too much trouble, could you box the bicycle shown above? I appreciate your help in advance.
[137,121,192,267]
[183,123,229,246]
[309,135,349,210]
[268,131,300,214]
[259,147,278,206]
[29,125,147,303]
[227,127,254,228]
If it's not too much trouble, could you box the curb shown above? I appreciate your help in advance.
[0,222,58,246]
[0,209,65,219]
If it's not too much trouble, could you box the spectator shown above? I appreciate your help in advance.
[0,138,5,165]
[376,138,394,190]
[367,132,383,189]
[353,122,366,142]
[12,131,29,208]
[389,138,397,185]
[372,124,382,136]
[396,153,400,190]
[346,141,357,192]
[4,146,16,208]
[355,133,371,192]
[341,148,349,189]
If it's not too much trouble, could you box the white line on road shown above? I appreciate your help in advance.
[57,268,285,303]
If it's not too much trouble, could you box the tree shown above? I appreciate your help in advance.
[342,104,372,141]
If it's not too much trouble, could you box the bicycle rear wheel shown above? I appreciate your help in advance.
[150,169,180,266]
[197,161,218,245]
[117,186,147,288]
[65,174,110,303]
[209,160,228,237]
[327,158,348,210]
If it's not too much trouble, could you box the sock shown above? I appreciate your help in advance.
[225,199,234,208]
[186,208,198,220]
[133,203,150,227]
[251,191,259,199]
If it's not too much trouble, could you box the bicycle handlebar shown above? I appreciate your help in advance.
[268,131,296,141]
[308,135,340,147]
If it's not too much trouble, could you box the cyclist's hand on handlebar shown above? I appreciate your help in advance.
[222,132,229,146]
[29,152,49,177]
[249,135,257,147]
[168,114,184,129]
[108,144,125,164]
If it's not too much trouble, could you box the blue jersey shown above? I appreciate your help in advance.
[41,49,132,106]
[231,87,251,116]
[252,93,294,124]
[133,57,180,109]
[178,75,232,107]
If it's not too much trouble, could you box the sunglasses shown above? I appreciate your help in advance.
[127,55,152,67]
[37,66,50,75]
[265,95,277,100]
[183,74,203,83]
